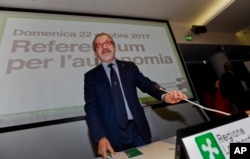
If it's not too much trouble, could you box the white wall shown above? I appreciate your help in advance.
[0,120,96,159]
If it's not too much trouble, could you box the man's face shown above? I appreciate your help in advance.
[94,35,116,63]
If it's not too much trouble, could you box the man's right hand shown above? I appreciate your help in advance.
[98,137,115,159]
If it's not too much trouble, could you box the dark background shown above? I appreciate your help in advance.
[179,44,250,117]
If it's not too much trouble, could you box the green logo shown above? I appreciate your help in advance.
[195,132,225,159]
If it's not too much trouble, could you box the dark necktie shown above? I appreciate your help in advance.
[108,63,128,129]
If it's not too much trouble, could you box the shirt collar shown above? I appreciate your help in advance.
[101,59,117,68]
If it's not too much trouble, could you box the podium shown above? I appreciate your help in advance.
[94,113,250,159]
[175,112,250,159]
[94,137,176,159]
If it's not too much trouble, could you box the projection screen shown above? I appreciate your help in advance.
[0,10,196,129]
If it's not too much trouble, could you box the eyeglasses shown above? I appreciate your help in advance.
[95,41,112,48]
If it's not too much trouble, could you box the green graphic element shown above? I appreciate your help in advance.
[195,132,225,159]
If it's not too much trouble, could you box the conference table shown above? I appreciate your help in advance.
[94,136,176,159]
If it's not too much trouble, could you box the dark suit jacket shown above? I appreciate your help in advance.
[84,60,163,146]
[221,71,246,100]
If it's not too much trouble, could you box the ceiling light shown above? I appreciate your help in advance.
[192,0,235,25]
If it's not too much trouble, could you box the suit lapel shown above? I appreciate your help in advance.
[95,61,130,101]
[95,64,111,91]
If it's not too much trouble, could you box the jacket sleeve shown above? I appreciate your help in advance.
[84,71,106,143]
[132,62,164,101]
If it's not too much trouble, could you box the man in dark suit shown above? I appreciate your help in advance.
[84,32,187,159]
[220,61,250,111]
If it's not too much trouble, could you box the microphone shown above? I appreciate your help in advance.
[155,84,231,116]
